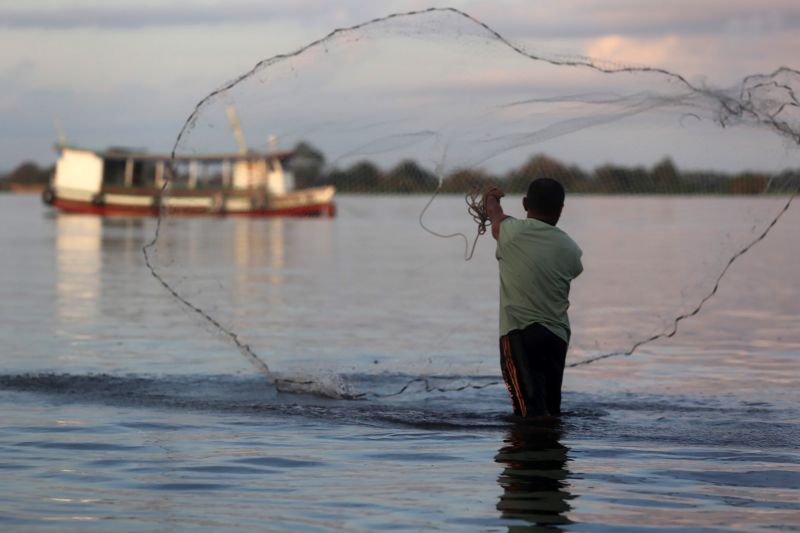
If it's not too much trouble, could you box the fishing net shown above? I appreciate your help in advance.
[144,8,799,398]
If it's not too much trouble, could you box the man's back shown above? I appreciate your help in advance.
[497,217,583,343]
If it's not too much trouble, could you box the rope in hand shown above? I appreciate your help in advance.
[466,182,505,239]
[465,185,491,236]
[418,181,498,260]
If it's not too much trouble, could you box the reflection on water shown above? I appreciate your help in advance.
[234,218,285,270]
[55,215,147,332]
[495,422,573,529]
[55,215,102,331]
[54,215,291,328]
[233,218,286,291]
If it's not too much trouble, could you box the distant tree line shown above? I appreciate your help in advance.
[0,162,52,191]
[4,145,799,195]
[289,142,800,195]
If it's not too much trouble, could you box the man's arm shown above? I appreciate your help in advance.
[484,187,511,240]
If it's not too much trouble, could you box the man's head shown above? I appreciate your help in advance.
[523,178,565,225]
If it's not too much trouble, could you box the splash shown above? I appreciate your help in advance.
[143,7,799,398]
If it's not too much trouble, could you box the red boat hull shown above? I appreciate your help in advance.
[48,197,336,218]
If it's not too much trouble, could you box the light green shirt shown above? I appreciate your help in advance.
[496,217,583,342]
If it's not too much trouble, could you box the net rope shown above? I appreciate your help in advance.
[465,186,491,238]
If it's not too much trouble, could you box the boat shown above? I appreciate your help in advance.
[42,144,336,217]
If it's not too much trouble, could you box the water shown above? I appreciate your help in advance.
[1,193,798,531]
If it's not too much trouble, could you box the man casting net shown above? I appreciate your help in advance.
[143,8,799,399]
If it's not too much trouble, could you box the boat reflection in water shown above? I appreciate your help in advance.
[54,214,148,333]
[495,422,573,529]
[55,214,103,335]
[51,212,293,371]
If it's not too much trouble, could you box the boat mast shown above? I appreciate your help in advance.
[225,105,248,156]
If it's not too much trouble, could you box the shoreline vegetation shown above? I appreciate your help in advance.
[3,142,799,195]
[0,162,51,193]
[291,142,800,195]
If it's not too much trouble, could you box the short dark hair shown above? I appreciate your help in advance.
[526,178,565,217]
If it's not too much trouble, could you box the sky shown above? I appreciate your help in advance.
[2,0,800,172]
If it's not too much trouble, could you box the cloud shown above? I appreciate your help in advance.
[582,30,800,83]
[0,0,338,29]
[583,0,797,34]
[468,0,800,39]
[6,1,800,43]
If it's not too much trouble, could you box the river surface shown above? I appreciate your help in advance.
[1,193,798,532]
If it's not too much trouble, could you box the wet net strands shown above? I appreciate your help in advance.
[140,7,800,399]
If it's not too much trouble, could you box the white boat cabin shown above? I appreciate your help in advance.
[53,145,296,199]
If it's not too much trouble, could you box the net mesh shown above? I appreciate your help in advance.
[143,7,799,398]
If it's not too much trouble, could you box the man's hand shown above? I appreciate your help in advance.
[482,185,505,205]
[483,185,510,240]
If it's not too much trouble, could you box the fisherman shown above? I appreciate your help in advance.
[484,178,583,419]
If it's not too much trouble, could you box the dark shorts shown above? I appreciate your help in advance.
[499,323,568,418]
